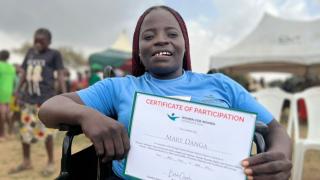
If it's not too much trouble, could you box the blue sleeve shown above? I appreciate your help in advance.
[218,74,273,124]
[76,79,117,117]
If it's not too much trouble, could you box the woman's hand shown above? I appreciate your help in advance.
[79,109,130,162]
[39,92,130,161]
[242,151,292,180]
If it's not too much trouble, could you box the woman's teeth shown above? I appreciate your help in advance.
[154,51,172,56]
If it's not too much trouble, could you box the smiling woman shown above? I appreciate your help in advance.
[132,6,191,78]
[38,5,292,180]
[138,8,185,79]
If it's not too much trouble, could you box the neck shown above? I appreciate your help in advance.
[149,70,183,80]
[35,48,49,54]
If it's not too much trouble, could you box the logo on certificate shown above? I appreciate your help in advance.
[167,113,180,121]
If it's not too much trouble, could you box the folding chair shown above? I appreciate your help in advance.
[291,86,320,180]
[252,87,294,136]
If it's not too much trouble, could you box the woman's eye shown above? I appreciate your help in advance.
[168,32,178,38]
[143,35,153,40]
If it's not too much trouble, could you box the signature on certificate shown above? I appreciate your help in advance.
[168,169,192,180]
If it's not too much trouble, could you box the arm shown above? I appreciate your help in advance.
[39,92,86,128]
[218,74,292,179]
[15,51,28,96]
[266,120,292,159]
[57,69,67,93]
[39,92,130,161]
[14,68,26,105]
[242,120,292,180]
[15,69,26,94]
[53,51,66,93]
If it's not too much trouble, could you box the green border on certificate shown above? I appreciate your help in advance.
[124,92,257,180]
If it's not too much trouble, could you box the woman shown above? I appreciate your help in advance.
[39,6,292,180]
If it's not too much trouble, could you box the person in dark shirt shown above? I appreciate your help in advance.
[10,28,66,176]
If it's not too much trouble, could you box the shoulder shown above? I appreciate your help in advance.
[186,71,232,83]
[9,63,15,69]
[48,49,62,56]
[25,48,35,56]
[98,75,139,86]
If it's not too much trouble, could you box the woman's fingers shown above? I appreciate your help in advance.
[121,126,130,156]
[92,139,104,157]
[102,123,129,162]
[243,151,292,180]
[102,135,114,162]
[112,129,125,160]
[249,171,291,180]
[82,114,130,162]
[112,123,131,160]
[244,159,292,175]
[243,151,286,167]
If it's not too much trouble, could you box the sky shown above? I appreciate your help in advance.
[0,0,320,73]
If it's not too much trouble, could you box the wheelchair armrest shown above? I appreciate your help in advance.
[59,124,83,136]
[57,124,111,180]
[56,124,83,180]
[254,121,269,153]
[255,121,268,137]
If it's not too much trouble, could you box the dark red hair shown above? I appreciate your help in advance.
[132,5,192,77]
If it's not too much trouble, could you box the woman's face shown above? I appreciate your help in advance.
[139,8,185,79]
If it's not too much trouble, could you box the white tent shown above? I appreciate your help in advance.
[210,13,320,76]
[110,30,131,53]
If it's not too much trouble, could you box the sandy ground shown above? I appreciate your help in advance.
[0,132,91,180]
[0,124,319,180]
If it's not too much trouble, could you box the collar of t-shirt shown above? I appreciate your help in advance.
[145,70,187,85]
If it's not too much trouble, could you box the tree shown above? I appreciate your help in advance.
[12,42,87,68]
[57,46,87,67]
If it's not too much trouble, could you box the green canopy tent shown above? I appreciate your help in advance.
[88,31,132,73]
[89,49,131,69]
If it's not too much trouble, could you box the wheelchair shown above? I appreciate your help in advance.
[55,122,268,180]
[55,66,269,180]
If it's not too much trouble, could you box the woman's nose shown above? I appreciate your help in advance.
[154,33,169,46]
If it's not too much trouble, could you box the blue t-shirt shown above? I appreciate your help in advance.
[77,71,273,179]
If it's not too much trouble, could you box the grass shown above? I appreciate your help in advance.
[0,123,319,179]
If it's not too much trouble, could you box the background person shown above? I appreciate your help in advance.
[0,50,16,140]
[10,28,66,176]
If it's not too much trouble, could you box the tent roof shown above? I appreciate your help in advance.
[89,49,130,68]
[210,13,320,74]
[89,31,132,69]
[111,31,131,53]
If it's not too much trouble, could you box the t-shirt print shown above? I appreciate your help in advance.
[21,48,64,104]
[26,59,46,96]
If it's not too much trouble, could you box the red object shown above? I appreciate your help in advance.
[119,59,132,73]
[24,116,30,123]
[297,98,307,123]
[38,131,44,137]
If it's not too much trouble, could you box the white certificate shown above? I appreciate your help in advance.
[125,92,257,180]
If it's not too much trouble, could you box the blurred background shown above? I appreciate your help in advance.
[0,0,319,179]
